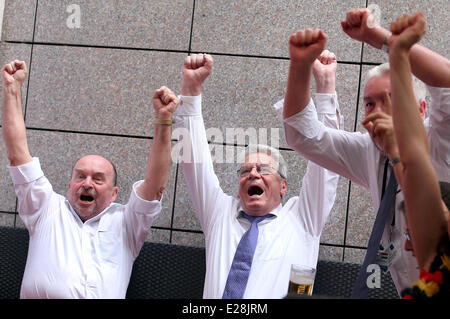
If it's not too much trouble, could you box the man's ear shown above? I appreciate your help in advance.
[68,177,75,190]
[111,186,119,202]
[280,179,288,197]
[419,99,427,119]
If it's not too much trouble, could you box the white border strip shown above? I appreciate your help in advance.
[0,0,5,41]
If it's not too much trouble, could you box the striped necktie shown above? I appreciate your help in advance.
[352,169,398,298]
[222,211,274,299]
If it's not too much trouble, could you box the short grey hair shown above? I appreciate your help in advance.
[241,144,288,180]
[365,62,427,102]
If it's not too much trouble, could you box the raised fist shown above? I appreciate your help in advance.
[389,12,426,52]
[181,53,213,96]
[312,50,337,93]
[2,60,28,92]
[153,86,179,121]
[288,29,327,65]
[341,8,389,49]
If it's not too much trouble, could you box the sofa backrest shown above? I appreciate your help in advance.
[126,241,206,299]
[0,226,398,299]
[0,226,29,299]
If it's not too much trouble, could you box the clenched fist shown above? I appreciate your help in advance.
[288,29,327,65]
[2,60,28,94]
[181,53,213,96]
[341,8,390,50]
[153,86,179,121]
[312,50,337,93]
[389,12,426,53]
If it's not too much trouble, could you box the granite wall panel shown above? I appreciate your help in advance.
[1,0,448,265]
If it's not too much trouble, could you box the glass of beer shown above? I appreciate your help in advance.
[288,264,316,296]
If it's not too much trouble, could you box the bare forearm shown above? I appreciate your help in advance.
[137,124,172,201]
[390,65,446,269]
[283,62,312,119]
[181,83,201,96]
[391,50,446,269]
[402,159,447,269]
[409,44,450,87]
[2,89,32,166]
[315,73,335,94]
[375,27,449,86]
[364,26,391,50]
[360,22,449,87]
[389,50,429,163]
[389,35,448,269]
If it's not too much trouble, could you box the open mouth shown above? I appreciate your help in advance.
[80,194,95,203]
[248,185,264,197]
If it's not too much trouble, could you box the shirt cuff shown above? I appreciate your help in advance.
[174,95,202,117]
[8,157,44,185]
[283,100,321,139]
[273,97,317,119]
[314,92,340,114]
[129,180,163,216]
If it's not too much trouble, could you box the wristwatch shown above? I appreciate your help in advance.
[381,33,392,53]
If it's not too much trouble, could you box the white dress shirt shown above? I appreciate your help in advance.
[9,158,162,299]
[173,94,342,299]
[277,86,450,296]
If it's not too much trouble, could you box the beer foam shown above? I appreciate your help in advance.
[290,272,315,285]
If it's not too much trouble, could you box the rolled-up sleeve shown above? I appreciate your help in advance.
[8,157,54,232]
[124,180,162,258]
[274,96,371,188]
[9,157,44,185]
[129,180,162,216]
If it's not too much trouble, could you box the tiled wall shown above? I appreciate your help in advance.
[1,1,448,263]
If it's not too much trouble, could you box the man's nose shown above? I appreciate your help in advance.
[373,102,385,114]
[248,167,261,179]
[82,176,93,188]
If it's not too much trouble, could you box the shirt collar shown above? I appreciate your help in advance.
[65,199,115,224]
[236,203,283,219]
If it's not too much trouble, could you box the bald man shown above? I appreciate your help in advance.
[2,60,178,298]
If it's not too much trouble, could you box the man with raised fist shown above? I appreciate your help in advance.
[173,48,341,298]
[1,60,178,298]
[278,9,450,297]
[387,12,450,299]
[342,8,450,87]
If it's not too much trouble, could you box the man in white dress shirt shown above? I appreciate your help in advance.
[278,9,450,296]
[1,60,179,298]
[173,30,343,299]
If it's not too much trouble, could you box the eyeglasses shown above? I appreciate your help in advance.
[237,164,279,178]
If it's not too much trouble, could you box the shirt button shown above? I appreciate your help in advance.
[87,282,97,288]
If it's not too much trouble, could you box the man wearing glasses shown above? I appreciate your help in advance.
[174,37,343,298]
